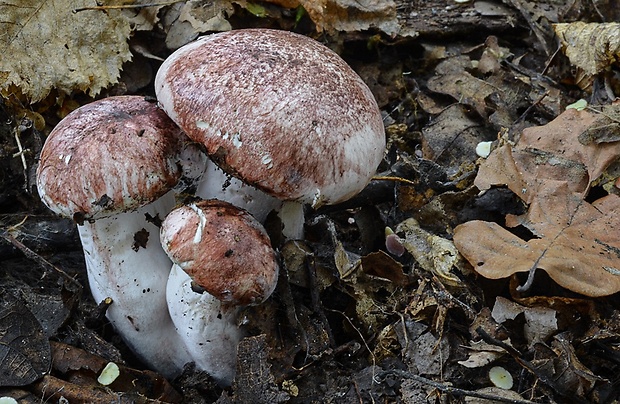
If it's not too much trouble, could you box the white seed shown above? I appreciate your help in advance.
[476,141,493,158]
[489,366,513,389]
[97,362,120,386]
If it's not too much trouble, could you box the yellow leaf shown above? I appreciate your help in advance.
[0,0,134,102]
[554,22,620,76]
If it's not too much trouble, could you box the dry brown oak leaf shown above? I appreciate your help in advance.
[454,106,620,297]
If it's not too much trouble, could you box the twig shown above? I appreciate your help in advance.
[376,369,540,404]
[73,0,184,12]
[13,130,28,172]
[519,92,548,124]
[0,226,82,290]
[585,105,620,124]
[430,276,477,321]
[324,307,377,381]
[371,175,417,186]
[541,46,561,77]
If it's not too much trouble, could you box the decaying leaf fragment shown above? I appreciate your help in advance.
[309,215,409,332]
[163,0,236,50]
[0,0,134,102]
[394,319,451,377]
[0,292,51,387]
[491,297,557,347]
[426,57,496,119]
[457,340,506,368]
[539,334,603,397]
[340,245,409,331]
[454,106,620,296]
[554,22,620,77]
[578,104,620,145]
[396,218,463,285]
[298,0,401,37]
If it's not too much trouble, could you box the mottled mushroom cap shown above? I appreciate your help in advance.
[155,29,385,207]
[36,96,184,221]
[160,199,278,306]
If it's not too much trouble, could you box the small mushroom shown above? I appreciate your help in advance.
[36,96,195,377]
[155,28,386,239]
[160,199,279,385]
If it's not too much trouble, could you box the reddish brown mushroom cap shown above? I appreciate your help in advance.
[36,96,184,221]
[160,199,279,306]
[155,29,385,207]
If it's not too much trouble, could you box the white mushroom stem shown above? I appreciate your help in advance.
[196,160,281,222]
[79,191,191,377]
[166,265,242,385]
[277,201,305,240]
[196,160,305,239]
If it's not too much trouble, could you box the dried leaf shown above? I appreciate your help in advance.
[455,186,620,297]
[299,0,401,36]
[0,0,133,102]
[464,387,526,403]
[554,22,620,76]
[473,2,513,18]
[396,218,462,285]
[491,297,557,347]
[123,0,163,31]
[361,251,408,286]
[163,0,235,49]
[395,319,450,376]
[0,291,51,386]
[179,0,234,32]
[50,341,181,401]
[455,106,620,296]
[475,107,620,220]
[457,340,506,368]
[546,334,603,397]
[578,105,620,145]
[504,0,568,56]
[309,215,406,332]
[427,58,496,119]
[421,104,486,168]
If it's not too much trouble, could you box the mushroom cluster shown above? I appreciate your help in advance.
[36,28,385,386]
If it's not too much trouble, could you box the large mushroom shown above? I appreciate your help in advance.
[155,28,385,239]
[36,96,199,377]
[160,199,279,385]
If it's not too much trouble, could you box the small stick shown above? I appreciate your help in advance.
[371,175,417,186]
[73,0,183,12]
[1,225,82,290]
[13,130,28,172]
